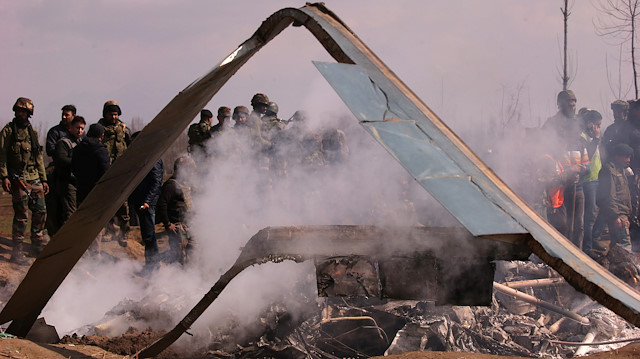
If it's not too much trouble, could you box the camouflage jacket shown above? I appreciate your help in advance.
[0,119,46,181]
[261,116,285,142]
[98,118,131,163]
[246,111,271,147]
[188,120,212,147]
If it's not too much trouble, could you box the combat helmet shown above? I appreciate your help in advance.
[250,93,269,107]
[266,102,279,116]
[12,97,34,116]
[233,106,250,117]
[103,100,122,116]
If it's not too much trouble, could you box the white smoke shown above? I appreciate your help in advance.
[38,94,456,349]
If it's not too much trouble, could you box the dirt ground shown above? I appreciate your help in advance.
[0,191,639,358]
[0,338,638,359]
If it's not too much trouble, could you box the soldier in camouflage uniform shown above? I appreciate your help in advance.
[0,98,49,264]
[261,102,285,142]
[210,107,232,136]
[240,93,272,148]
[98,100,132,246]
[187,109,214,154]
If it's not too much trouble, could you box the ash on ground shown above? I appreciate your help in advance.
[58,253,640,359]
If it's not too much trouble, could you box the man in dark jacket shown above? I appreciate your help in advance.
[46,104,76,157]
[129,131,164,268]
[44,104,78,237]
[597,143,634,253]
[51,116,85,232]
[157,156,194,265]
[71,123,109,205]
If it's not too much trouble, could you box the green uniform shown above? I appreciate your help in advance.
[0,119,47,248]
[98,118,131,244]
[261,115,285,143]
[246,111,271,147]
[98,118,130,164]
[187,120,212,152]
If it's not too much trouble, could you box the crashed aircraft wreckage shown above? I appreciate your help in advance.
[139,225,531,357]
[1,2,640,356]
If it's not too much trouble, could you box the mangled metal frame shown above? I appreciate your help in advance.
[1,1,640,353]
[138,224,532,357]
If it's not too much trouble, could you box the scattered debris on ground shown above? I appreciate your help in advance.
[53,257,639,358]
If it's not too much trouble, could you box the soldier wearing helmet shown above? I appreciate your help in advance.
[98,100,131,164]
[0,97,49,264]
[97,100,131,247]
[232,106,250,126]
[210,106,232,136]
[188,109,214,154]
[240,93,271,148]
[261,102,285,142]
[188,107,231,154]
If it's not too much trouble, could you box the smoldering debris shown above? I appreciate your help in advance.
[62,259,640,358]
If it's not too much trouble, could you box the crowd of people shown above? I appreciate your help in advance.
[8,89,634,272]
[534,90,640,260]
[0,93,349,272]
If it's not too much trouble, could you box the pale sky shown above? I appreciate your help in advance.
[0,1,631,138]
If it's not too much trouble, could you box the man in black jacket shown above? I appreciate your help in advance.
[71,123,109,205]
[46,104,76,157]
[51,116,86,232]
[157,156,195,265]
[129,131,164,268]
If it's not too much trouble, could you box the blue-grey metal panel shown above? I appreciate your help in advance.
[360,121,526,235]
[360,120,465,179]
[318,61,527,235]
[313,61,389,122]
[418,177,526,235]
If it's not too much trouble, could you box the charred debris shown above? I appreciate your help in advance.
[53,225,640,358]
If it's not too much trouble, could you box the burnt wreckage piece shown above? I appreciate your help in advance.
[0,2,639,356]
[138,225,529,358]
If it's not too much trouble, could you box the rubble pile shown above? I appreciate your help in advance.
[61,258,640,358]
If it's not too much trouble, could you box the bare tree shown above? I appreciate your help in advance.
[499,81,526,136]
[558,1,577,90]
[562,0,571,90]
[595,0,640,98]
[605,44,634,99]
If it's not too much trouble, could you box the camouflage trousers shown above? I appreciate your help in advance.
[167,223,194,265]
[11,178,47,246]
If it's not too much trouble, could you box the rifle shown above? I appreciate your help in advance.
[10,174,35,200]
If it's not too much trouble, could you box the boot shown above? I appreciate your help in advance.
[28,237,46,258]
[118,231,128,247]
[10,242,29,265]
